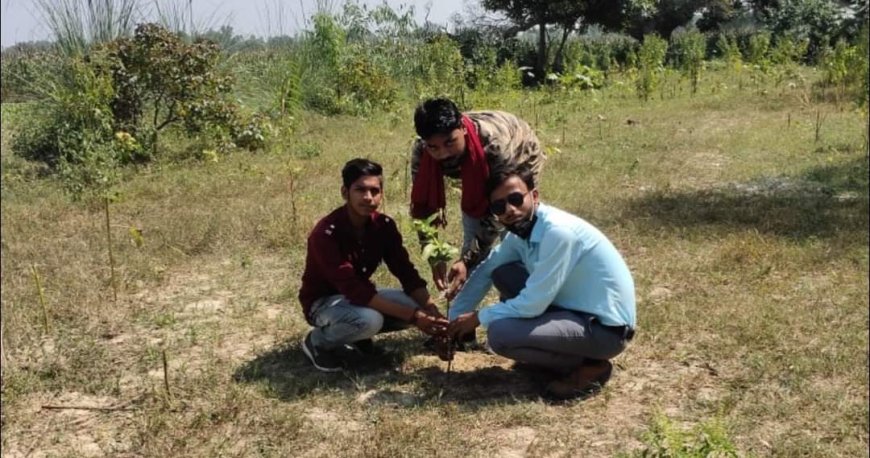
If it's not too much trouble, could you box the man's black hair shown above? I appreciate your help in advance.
[413,97,462,139]
[342,158,383,189]
[485,162,536,198]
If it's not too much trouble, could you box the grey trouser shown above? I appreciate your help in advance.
[308,289,419,350]
[487,262,630,373]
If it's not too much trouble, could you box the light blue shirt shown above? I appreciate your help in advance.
[449,203,636,329]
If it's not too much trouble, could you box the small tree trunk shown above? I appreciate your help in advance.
[536,20,547,82]
[553,27,571,74]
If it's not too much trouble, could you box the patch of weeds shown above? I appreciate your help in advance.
[151,312,177,329]
[294,142,322,159]
[632,413,739,457]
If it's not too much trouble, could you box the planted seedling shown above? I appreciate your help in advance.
[412,213,459,268]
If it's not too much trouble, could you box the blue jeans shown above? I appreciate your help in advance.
[308,289,419,350]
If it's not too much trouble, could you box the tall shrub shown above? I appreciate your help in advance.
[414,35,466,100]
[102,23,244,159]
[671,30,707,94]
[636,34,668,102]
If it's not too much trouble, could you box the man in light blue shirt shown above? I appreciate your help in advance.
[447,164,636,401]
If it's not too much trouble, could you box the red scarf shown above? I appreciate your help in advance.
[410,116,489,221]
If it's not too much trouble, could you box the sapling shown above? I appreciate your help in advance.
[162,348,171,401]
[413,214,459,375]
[412,213,459,269]
[104,195,118,302]
[814,110,826,143]
[288,166,302,236]
[31,265,50,333]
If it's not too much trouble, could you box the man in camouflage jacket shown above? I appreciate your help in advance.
[410,97,546,299]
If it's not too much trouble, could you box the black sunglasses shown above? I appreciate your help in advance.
[490,191,528,215]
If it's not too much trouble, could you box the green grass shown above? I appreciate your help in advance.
[1,67,868,456]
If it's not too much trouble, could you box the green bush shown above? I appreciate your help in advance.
[715,33,743,72]
[12,57,117,166]
[769,35,809,65]
[670,30,707,94]
[491,60,522,91]
[746,31,772,68]
[100,23,246,157]
[298,13,347,114]
[11,23,267,194]
[336,45,399,114]
[413,34,466,100]
[558,64,605,90]
[635,34,668,101]
[567,33,639,73]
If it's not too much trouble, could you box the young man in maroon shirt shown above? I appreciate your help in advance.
[299,158,449,372]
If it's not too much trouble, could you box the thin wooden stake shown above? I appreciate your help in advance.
[42,404,136,412]
[1,318,7,368]
[162,349,171,399]
[31,265,50,333]
[288,171,298,236]
[814,110,826,143]
[104,197,117,302]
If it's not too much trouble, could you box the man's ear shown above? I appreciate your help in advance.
[340,186,348,201]
[531,188,540,205]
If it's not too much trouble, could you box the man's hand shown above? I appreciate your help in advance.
[445,260,467,300]
[422,301,445,319]
[431,261,448,291]
[448,311,479,340]
[412,309,449,336]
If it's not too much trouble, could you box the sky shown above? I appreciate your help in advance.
[1,0,469,48]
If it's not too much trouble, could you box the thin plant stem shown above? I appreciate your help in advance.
[104,197,118,302]
[814,110,826,143]
[162,348,172,399]
[288,171,298,235]
[31,265,50,333]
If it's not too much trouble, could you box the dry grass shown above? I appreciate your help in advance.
[1,68,868,457]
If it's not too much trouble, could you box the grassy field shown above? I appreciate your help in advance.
[1,67,868,457]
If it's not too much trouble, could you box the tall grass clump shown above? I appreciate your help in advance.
[35,0,138,56]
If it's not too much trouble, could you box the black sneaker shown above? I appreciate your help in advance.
[353,338,385,356]
[301,332,342,372]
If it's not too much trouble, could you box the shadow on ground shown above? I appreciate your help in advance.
[621,155,869,240]
[233,333,552,407]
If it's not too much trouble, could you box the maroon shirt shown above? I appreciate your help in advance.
[298,206,427,324]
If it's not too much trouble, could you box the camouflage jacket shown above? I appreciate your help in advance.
[410,110,546,269]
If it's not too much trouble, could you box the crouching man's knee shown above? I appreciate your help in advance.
[350,307,384,340]
[485,319,517,357]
